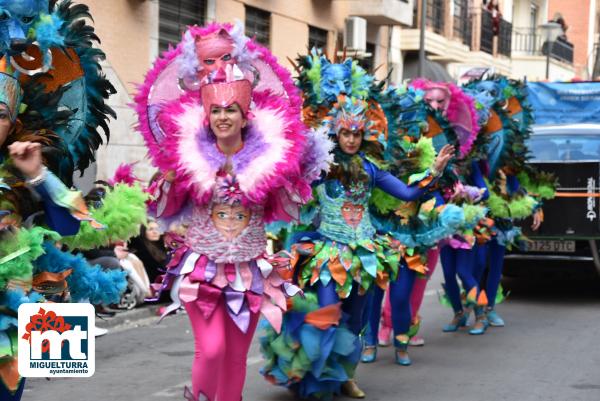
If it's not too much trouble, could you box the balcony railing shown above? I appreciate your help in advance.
[425,0,445,35]
[480,9,512,57]
[480,9,494,55]
[513,26,574,64]
[498,19,512,57]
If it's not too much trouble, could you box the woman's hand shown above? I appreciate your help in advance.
[114,244,130,260]
[432,144,455,175]
[8,141,43,179]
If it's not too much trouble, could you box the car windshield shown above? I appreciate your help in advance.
[527,133,600,161]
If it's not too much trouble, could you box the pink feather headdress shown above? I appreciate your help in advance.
[134,21,303,176]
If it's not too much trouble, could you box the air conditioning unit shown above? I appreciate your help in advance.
[344,17,367,52]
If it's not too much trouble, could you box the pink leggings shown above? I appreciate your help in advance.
[184,299,259,401]
[382,248,439,329]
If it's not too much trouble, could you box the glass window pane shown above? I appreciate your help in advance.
[159,0,206,53]
[245,6,271,48]
[528,134,600,161]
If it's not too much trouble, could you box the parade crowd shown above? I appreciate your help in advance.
[0,2,556,401]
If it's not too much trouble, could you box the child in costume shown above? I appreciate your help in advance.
[135,23,319,401]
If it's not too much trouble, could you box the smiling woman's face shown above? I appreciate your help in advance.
[208,103,246,142]
[0,104,12,147]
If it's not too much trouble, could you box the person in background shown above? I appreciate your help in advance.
[128,219,168,284]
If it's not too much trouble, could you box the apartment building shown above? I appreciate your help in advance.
[85,0,416,182]
[80,0,582,183]
[546,0,597,79]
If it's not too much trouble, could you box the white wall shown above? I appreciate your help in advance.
[511,56,575,80]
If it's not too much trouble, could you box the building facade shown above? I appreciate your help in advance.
[81,0,579,184]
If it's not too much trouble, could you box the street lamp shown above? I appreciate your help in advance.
[538,22,563,80]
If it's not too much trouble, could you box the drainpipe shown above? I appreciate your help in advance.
[418,0,427,77]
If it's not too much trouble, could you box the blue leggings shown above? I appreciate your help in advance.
[316,280,368,336]
[440,245,478,313]
[364,266,416,346]
[474,239,506,308]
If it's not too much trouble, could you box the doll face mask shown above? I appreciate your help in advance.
[210,203,252,241]
[341,201,365,228]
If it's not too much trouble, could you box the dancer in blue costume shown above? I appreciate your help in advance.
[0,1,127,398]
[439,159,491,335]
[465,76,552,330]
[361,84,466,365]
[261,91,454,399]
[0,71,123,400]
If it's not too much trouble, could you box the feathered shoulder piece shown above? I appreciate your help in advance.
[157,90,310,215]
[4,0,117,180]
[463,75,530,178]
[381,85,456,179]
[409,79,479,158]
[134,21,302,174]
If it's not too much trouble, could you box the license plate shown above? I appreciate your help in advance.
[525,240,576,253]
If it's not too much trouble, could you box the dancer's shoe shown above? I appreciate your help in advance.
[409,335,425,346]
[341,379,366,399]
[442,310,468,332]
[394,335,412,366]
[486,308,505,327]
[378,324,392,346]
[360,346,377,363]
[469,307,489,335]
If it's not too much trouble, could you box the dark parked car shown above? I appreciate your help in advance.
[505,124,600,276]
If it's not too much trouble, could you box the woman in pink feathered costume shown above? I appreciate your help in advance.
[135,24,327,401]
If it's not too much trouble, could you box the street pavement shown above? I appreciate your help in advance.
[24,265,600,401]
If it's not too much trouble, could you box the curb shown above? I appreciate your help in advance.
[96,304,164,329]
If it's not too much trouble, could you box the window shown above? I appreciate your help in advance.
[245,6,270,47]
[359,42,376,73]
[159,0,206,53]
[426,0,445,34]
[309,25,328,51]
[453,0,471,47]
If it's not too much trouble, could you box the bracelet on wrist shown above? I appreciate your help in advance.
[26,166,48,186]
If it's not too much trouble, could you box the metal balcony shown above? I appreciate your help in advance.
[498,19,512,57]
[480,9,512,57]
[480,9,494,55]
[513,26,574,64]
